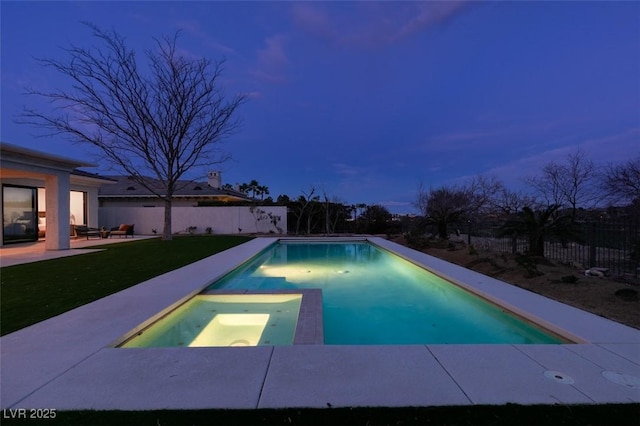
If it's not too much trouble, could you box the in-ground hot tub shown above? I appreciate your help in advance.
[118,288,323,348]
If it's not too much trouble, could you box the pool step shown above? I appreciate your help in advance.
[204,276,290,292]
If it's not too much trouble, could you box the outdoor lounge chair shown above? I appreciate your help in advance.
[74,225,101,239]
[110,223,134,238]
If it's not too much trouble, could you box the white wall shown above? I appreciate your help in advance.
[99,206,288,235]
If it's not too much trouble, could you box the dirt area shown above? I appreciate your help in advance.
[390,236,640,330]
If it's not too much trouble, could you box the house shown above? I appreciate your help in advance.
[1,141,286,244]
[0,142,113,249]
[98,172,287,235]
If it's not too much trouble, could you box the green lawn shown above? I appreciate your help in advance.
[0,235,252,336]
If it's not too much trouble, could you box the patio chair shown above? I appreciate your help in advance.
[110,223,135,238]
[74,225,101,240]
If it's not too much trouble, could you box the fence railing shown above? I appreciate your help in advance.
[466,219,639,276]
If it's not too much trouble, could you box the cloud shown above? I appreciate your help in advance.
[481,127,640,189]
[251,35,289,84]
[332,162,360,177]
[421,118,571,153]
[430,129,506,148]
[391,1,469,42]
[378,200,412,207]
[176,19,235,54]
[291,1,469,49]
[578,128,640,164]
[328,162,418,211]
[242,91,262,100]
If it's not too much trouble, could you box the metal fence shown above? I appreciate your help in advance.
[466,219,640,276]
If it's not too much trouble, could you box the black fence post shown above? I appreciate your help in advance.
[635,218,640,278]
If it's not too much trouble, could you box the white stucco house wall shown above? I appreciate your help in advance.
[98,172,287,235]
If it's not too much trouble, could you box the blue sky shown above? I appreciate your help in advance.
[2,1,639,213]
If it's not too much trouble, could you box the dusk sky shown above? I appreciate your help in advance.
[2,1,639,213]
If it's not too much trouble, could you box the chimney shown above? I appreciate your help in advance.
[207,171,222,189]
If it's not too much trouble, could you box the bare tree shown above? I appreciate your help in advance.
[414,183,474,239]
[359,204,392,234]
[414,175,502,239]
[489,187,539,216]
[600,156,640,206]
[525,149,598,221]
[467,174,504,216]
[290,187,318,235]
[321,192,347,235]
[20,24,246,240]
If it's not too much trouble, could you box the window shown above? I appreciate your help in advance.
[3,185,38,244]
[37,189,86,226]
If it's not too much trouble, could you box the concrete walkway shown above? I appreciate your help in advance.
[0,236,158,267]
[1,237,639,410]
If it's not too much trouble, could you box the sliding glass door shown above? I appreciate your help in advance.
[2,185,38,244]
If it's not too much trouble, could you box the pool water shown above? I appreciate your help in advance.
[121,294,302,347]
[205,242,564,344]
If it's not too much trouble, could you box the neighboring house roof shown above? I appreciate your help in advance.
[98,175,253,202]
[71,169,118,186]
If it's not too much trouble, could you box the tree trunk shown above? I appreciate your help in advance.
[438,221,448,239]
[163,198,172,240]
[295,214,302,235]
[528,235,544,257]
[325,198,330,235]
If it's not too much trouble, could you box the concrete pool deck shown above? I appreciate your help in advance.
[1,237,639,410]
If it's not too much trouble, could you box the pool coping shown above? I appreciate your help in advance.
[1,236,639,410]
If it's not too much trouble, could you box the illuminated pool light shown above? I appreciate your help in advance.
[190,313,269,347]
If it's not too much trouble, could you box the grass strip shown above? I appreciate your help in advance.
[0,235,252,336]
[1,404,638,426]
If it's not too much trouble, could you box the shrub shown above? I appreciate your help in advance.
[561,275,578,284]
[404,232,430,250]
[515,254,543,278]
[615,288,638,301]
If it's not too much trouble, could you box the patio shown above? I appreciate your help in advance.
[0,235,157,267]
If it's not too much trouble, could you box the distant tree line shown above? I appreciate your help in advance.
[219,149,639,251]
[205,183,402,235]
[412,149,640,259]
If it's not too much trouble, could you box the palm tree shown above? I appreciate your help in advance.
[248,180,259,198]
[239,180,264,199]
[257,185,269,200]
[500,205,579,257]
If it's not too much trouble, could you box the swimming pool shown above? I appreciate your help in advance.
[201,241,565,345]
